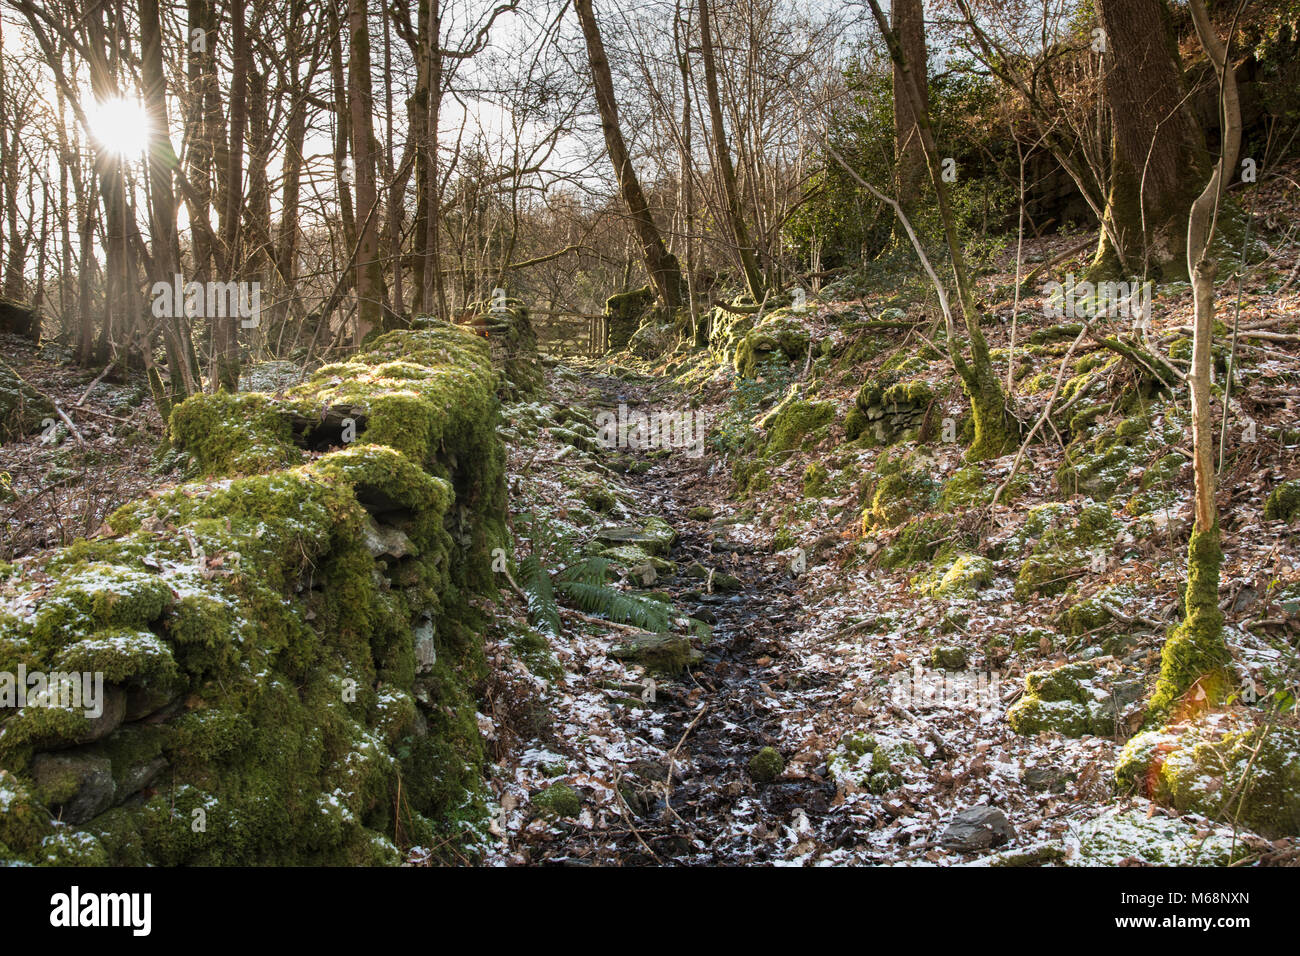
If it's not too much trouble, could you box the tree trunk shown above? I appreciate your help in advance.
[141,0,199,402]
[211,0,248,392]
[348,0,384,344]
[698,0,763,304]
[574,0,682,312]
[1092,0,1207,280]
[891,0,927,212]
[1148,0,1240,721]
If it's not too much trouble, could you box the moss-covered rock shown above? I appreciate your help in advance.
[1057,404,1188,502]
[0,363,54,443]
[803,461,829,497]
[862,455,935,532]
[826,733,920,793]
[1115,717,1300,838]
[734,313,810,379]
[763,399,834,454]
[1007,661,1134,738]
[532,783,581,819]
[1264,478,1300,522]
[847,376,937,446]
[934,555,994,597]
[748,746,785,783]
[609,633,699,675]
[605,286,654,352]
[876,515,957,569]
[1070,807,1245,865]
[596,517,677,556]
[1013,502,1118,598]
[930,645,969,669]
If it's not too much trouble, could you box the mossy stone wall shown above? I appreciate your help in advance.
[0,324,507,864]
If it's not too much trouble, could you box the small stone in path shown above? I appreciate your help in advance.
[940,806,1015,852]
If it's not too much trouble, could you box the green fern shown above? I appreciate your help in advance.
[519,554,561,637]
[555,556,612,587]
[518,524,670,634]
[554,576,671,633]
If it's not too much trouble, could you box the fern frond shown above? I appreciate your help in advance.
[556,556,613,587]
[519,554,562,637]
[554,579,671,632]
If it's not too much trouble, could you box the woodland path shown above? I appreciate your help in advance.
[542,369,845,864]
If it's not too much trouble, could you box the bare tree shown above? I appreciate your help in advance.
[1148,0,1243,720]
[574,0,682,311]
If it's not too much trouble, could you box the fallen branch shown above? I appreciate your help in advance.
[992,323,1089,507]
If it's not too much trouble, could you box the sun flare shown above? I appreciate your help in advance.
[85,95,152,157]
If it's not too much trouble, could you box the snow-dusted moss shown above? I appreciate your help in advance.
[1068,808,1245,866]
[827,732,921,793]
[0,325,506,865]
[1006,660,1133,738]
[1115,715,1300,838]
[1013,502,1119,598]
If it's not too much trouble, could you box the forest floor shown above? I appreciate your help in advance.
[482,356,1298,864]
[4,207,1300,867]
[484,223,1300,865]
[0,334,172,560]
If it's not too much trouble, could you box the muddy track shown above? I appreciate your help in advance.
[553,372,841,865]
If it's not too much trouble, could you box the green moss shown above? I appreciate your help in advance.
[934,555,994,597]
[876,516,955,569]
[1072,808,1243,866]
[37,829,110,866]
[863,463,935,532]
[734,314,810,378]
[1012,626,1057,654]
[1264,479,1300,522]
[170,391,299,476]
[1007,661,1116,737]
[533,783,581,818]
[1116,721,1300,838]
[833,329,888,369]
[880,380,935,407]
[803,461,829,497]
[764,399,834,454]
[748,746,785,782]
[0,364,54,441]
[930,645,969,669]
[844,404,870,442]
[938,467,989,510]
[29,564,173,650]
[610,633,697,676]
[826,734,919,792]
[0,325,505,865]
[605,287,654,352]
[56,628,179,686]
[1057,587,1129,637]
[0,770,54,854]
[1147,526,1230,723]
[1014,503,1118,598]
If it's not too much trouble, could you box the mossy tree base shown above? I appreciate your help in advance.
[1147,525,1231,724]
